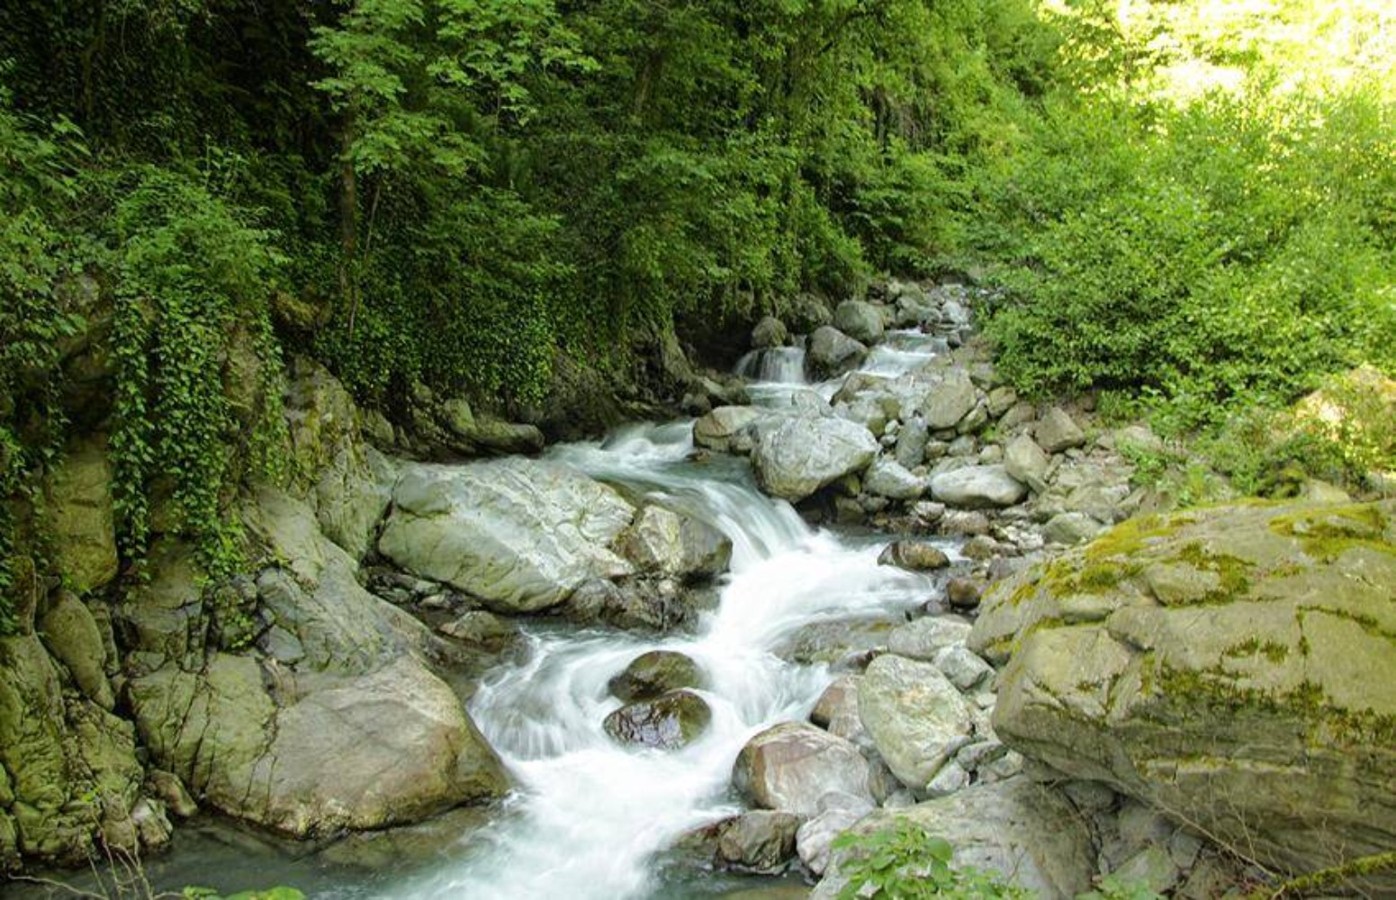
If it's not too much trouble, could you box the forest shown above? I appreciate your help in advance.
[2,0,1392,613]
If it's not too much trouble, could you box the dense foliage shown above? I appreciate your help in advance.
[0,0,1393,630]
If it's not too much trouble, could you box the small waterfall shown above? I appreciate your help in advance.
[734,346,808,384]
[391,423,944,900]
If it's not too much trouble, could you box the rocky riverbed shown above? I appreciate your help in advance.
[4,281,1393,899]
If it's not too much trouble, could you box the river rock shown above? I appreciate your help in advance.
[438,611,520,653]
[810,675,868,747]
[815,778,1096,899]
[858,654,974,794]
[945,577,982,610]
[806,326,868,380]
[1004,433,1050,493]
[921,370,977,430]
[616,504,732,581]
[378,459,635,613]
[886,617,972,661]
[863,456,925,500]
[929,465,1026,509]
[563,577,699,632]
[733,722,873,816]
[718,811,802,873]
[1035,407,1086,453]
[1041,511,1104,546]
[609,650,704,701]
[38,592,114,710]
[752,316,789,349]
[775,616,899,666]
[833,300,885,345]
[42,437,118,596]
[877,541,949,572]
[694,406,764,454]
[603,689,712,750]
[752,417,878,503]
[797,791,876,876]
[974,500,1396,887]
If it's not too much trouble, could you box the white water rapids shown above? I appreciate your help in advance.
[392,330,949,900]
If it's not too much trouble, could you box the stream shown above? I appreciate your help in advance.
[17,331,950,900]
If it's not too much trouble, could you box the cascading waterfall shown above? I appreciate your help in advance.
[389,326,951,898]
[392,419,948,900]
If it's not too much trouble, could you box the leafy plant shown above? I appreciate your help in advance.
[832,822,1032,899]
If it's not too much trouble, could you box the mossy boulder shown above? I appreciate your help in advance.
[42,437,118,596]
[970,500,1396,887]
[608,650,704,702]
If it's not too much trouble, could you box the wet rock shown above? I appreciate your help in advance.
[438,611,520,653]
[603,689,712,750]
[733,722,874,816]
[146,770,198,819]
[563,577,698,632]
[809,675,868,747]
[775,616,898,666]
[859,654,974,794]
[929,465,1026,509]
[806,326,868,380]
[945,578,982,611]
[378,459,635,613]
[717,811,802,873]
[939,510,991,536]
[609,650,704,702]
[694,406,764,454]
[617,504,732,581]
[752,417,878,503]
[877,540,950,572]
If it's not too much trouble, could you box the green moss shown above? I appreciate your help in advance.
[1156,540,1254,606]
[1223,637,1290,664]
[1269,503,1396,563]
[1083,513,1185,563]
[1157,667,1396,747]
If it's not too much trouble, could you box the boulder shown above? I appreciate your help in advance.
[751,316,789,349]
[787,293,834,333]
[438,611,520,653]
[797,791,876,876]
[876,541,950,572]
[815,778,1096,899]
[833,301,885,345]
[603,690,712,750]
[929,465,1027,509]
[858,654,974,794]
[678,810,802,875]
[378,459,635,613]
[43,438,118,595]
[894,416,929,470]
[809,675,868,747]
[38,592,114,710]
[886,617,972,662]
[1041,512,1104,546]
[973,500,1396,886]
[609,650,704,701]
[616,505,732,581]
[1035,408,1086,453]
[1004,434,1050,494]
[863,456,925,500]
[806,327,868,380]
[920,371,977,431]
[694,406,764,454]
[732,722,873,816]
[752,417,878,503]
[563,577,703,633]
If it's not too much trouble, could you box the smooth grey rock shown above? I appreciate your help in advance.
[378,459,634,613]
[733,722,873,816]
[929,465,1027,509]
[694,406,764,453]
[833,300,885,345]
[921,371,977,430]
[863,456,925,500]
[616,504,732,580]
[859,654,974,793]
[752,316,789,349]
[752,417,878,502]
[1004,434,1050,493]
[886,617,972,661]
[797,794,875,875]
[609,650,704,702]
[1035,408,1086,453]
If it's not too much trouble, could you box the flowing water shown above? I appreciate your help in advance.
[16,330,950,900]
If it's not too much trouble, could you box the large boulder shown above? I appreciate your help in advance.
[972,501,1396,887]
[752,418,878,503]
[616,505,732,581]
[1034,407,1086,453]
[858,654,974,794]
[751,316,789,350]
[733,722,874,816]
[920,370,978,431]
[806,326,868,380]
[815,778,1096,899]
[863,456,925,500]
[378,459,635,613]
[929,465,1027,509]
[833,301,885,346]
[1003,434,1050,494]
